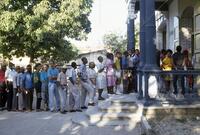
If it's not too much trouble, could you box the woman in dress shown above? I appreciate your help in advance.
[106,53,115,94]
[96,56,107,100]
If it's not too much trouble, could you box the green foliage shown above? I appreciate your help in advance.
[103,24,140,52]
[0,0,93,63]
[103,32,127,52]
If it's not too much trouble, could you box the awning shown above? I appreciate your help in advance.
[135,0,172,11]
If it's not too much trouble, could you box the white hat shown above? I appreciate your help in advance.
[62,65,67,69]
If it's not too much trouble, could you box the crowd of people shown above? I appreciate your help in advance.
[158,45,194,97]
[0,46,194,113]
[0,49,140,114]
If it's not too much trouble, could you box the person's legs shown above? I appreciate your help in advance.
[58,87,67,112]
[181,75,185,95]
[80,82,87,107]
[35,83,42,110]
[83,82,95,104]
[0,82,6,110]
[12,88,18,110]
[41,82,46,110]
[48,83,55,111]
[98,89,104,100]
[30,90,33,110]
[18,92,23,111]
[7,82,13,111]
[41,82,48,110]
[173,75,178,95]
[54,84,60,111]
[73,86,81,110]
[69,92,75,110]
[26,91,31,111]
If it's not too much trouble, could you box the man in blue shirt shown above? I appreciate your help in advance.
[23,65,33,111]
[40,64,49,111]
[17,67,25,111]
[48,61,60,112]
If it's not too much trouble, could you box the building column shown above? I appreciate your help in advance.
[143,0,157,69]
[137,0,146,99]
[127,18,135,50]
[143,0,159,103]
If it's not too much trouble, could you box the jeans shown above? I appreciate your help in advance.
[18,92,24,110]
[41,81,48,105]
[48,83,60,111]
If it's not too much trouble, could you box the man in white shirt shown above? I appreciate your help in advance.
[68,62,82,112]
[57,66,68,114]
[5,63,16,111]
[79,57,95,108]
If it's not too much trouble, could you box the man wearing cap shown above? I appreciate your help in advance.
[48,61,60,112]
[57,65,68,114]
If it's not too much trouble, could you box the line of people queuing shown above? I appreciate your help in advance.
[0,49,140,113]
[158,45,194,98]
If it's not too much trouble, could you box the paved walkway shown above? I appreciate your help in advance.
[0,109,141,135]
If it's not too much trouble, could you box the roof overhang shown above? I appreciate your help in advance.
[135,0,172,11]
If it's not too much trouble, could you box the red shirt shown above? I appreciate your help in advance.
[0,69,5,83]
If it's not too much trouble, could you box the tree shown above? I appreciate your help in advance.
[103,24,140,53]
[103,33,127,52]
[0,0,93,63]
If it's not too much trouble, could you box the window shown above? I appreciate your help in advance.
[195,15,200,32]
[195,34,200,50]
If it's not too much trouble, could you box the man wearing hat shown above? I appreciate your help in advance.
[57,65,68,114]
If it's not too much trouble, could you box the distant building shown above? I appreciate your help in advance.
[68,49,107,65]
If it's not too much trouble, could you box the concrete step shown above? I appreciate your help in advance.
[72,112,139,126]
[86,107,140,122]
[98,102,138,113]
[108,94,137,106]
[111,99,136,106]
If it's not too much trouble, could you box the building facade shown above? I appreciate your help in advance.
[156,0,200,68]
